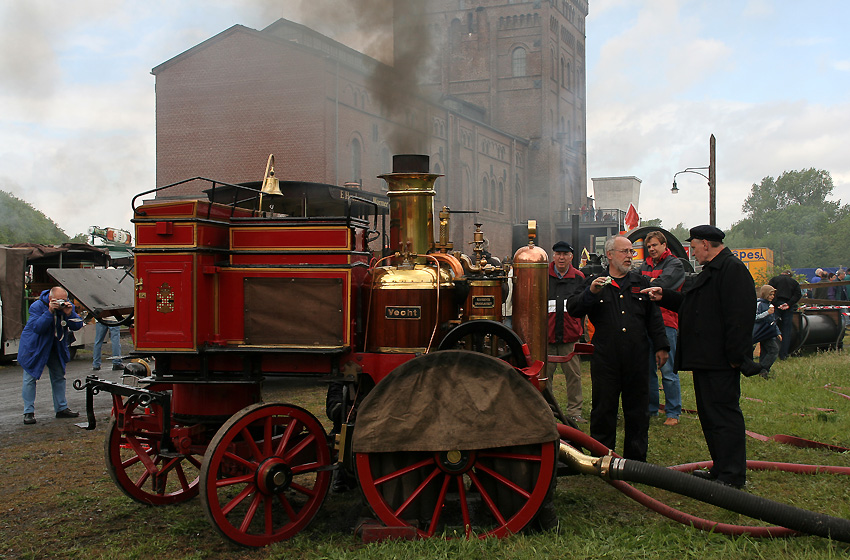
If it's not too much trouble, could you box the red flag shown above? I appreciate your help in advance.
[624,203,639,231]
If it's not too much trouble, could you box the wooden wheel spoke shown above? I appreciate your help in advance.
[457,476,472,537]
[374,457,435,486]
[274,418,299,457]
[263,416,273,457]
[289,481,318,498]
[264,495,274,535]
[238,493,263,533]
[222,483,257,515]
[125,435,158,472]
[240,427,264,461]
[186,455,203,469]
[467,470,508,526]
[215,473,254,488]
[282,432,316,464]
[394,466,442,518]
[290,461,323,475]
[425,474,453,537]
[223,450,256,470]
[277,492,298,522]
[478,450,543,462]
[474,463,532,499]
[174,463,190,492]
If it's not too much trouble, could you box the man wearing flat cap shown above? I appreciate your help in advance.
[643,224,755,488]
[547,240,587,423]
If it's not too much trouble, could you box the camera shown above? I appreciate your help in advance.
[54,299,72,309]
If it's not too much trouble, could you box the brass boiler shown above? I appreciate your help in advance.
[365,155,455,353]
[511,221,549,384]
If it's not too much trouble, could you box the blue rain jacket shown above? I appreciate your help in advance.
[18,289,83,379]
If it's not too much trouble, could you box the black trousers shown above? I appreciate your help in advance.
[693,368,747,486]
[774,307,794,359]
[589,349,650,461]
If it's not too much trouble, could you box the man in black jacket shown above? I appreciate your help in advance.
[643,225,755,488]
[568,235,668,461]
[768,269,802,360]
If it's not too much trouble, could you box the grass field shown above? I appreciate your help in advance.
[1,349,848,559]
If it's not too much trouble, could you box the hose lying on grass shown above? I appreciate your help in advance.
[557,423,850,542]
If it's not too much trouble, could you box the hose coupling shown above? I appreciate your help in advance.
[559,442,626,480]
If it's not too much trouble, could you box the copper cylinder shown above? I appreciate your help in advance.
[512,239,549,385]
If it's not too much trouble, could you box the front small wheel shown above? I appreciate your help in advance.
[200,403,332,547]
[104,397,202,505]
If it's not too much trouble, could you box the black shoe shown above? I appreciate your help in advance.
[56,408,80,419]
[92,366,101,371]
[23,413,36,425]
[717,479,747,490]
[112,363,124,371]
[692,469,716,481]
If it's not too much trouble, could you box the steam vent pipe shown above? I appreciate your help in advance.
[379,154,440,263]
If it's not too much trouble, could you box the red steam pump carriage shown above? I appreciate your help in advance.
[78,153,569,546]
[73,153,850,546]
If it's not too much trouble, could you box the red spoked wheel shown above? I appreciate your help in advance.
[199,403,332,547]
[104,394,203,505]
[355,440,557,538]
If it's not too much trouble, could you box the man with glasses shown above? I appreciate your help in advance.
[640,231,685,426]
[643,225,755,489]
[568,235,668,461]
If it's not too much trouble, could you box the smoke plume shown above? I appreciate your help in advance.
[258,0,436,153]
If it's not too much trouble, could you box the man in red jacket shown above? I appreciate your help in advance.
[547,241,586,423]
[640,231,685,426]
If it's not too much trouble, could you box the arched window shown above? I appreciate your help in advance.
[550,48,555,79]
[567,62,571,89]
[351,138,361,185]
[511,47,527,77]
[498,181,504,213]
[491,179,496,212]
[482,176,489,209]
[560,57,565,87]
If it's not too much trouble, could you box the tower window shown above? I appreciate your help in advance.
[512,47,527,77]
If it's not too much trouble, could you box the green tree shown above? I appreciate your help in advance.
[639,218,663,228]
[729,169,848,267]
[0,190,72,244]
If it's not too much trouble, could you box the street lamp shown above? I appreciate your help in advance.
[671,134,717,226]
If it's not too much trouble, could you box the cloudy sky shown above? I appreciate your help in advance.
[1,0,848,239]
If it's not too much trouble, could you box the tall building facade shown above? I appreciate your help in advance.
[151,0,589,256]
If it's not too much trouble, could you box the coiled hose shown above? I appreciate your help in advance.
[557,423,850,542]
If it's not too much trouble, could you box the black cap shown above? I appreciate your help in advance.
[552,241,574,253]
[686,225,725,242]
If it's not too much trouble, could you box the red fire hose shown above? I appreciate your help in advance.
[557,424,850,539]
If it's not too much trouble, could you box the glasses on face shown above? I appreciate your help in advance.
[613,249,637,256]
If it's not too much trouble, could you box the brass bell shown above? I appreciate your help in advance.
[258,154,283,213]
[261,154,282,196]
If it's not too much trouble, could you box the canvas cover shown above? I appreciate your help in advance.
[352,350,559,453]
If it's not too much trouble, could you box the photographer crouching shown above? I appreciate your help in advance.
[19,286,84,424]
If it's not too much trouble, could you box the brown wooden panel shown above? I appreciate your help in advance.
[244,277,345,346]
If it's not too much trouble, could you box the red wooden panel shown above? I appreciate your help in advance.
[229,253,355,266]
[230,226,350,250]
[135,223,197,247]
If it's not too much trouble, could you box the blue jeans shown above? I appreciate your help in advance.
[22,350,68,414]
[93,322,122,368]
[648,326,681,418]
